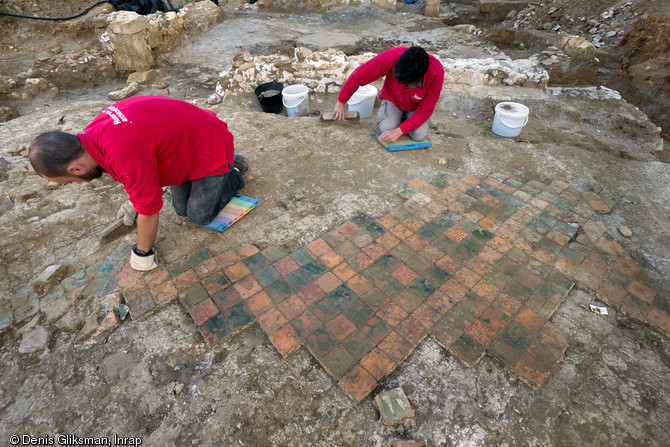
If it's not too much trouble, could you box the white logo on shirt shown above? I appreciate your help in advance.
[412,94,422,101]
[102,106,129,125]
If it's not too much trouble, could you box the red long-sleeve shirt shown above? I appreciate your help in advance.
[337,47,445,134]
[78,96,234,215]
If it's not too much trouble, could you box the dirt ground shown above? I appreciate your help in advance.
[1,1,669,446]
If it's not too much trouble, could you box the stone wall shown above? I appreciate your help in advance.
[214,49,549,101]
[93,1,225,72]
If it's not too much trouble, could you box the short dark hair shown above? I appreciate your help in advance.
[393,47,430,85]
[29,131,85,178]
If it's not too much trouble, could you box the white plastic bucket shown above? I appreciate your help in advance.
[346,85,378,119]
[282,84,310,117]
[492,102,529,137]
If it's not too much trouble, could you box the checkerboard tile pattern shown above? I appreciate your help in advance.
[7,174,666,403]
[162,174,668,401]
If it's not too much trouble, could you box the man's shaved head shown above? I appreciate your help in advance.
[29,131,86,178]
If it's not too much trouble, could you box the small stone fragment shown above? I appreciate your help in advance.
[118,303,130,321]
[33,265,67,294]
[108,82,140,101]
[57,309,85,332]
[47,182,61,190]
[618,225,633,238]
[103,292,122,312]
[77,316,98,341]
[174,383,185,394]
[92,311,120,338]
[18,327,49,354]
[42,296,70,322]
[19,190,36,201]
[17,314,42,335]
[375,387,415,426]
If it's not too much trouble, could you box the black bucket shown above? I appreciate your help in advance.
[254,81,284,114]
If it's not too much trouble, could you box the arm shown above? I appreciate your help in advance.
[332,101,346,120]
[398,63,445,134]
[136,212,159,252]
[379,128,403,143]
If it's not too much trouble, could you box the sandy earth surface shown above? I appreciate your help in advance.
[1,1,669,446]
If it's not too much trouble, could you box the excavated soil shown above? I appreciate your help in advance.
[1,1,669,446]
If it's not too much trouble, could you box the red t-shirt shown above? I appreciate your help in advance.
[337,47,445,134]
[78,96,234,215]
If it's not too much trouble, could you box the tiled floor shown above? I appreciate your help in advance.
[7,174,668,402]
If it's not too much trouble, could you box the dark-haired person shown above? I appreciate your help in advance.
[29,96,247,271]
[332,46,445,143]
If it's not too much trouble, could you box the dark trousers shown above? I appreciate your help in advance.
[171,169,244,225]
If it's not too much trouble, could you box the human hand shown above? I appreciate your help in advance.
[332,101,346,120]
[116,200,137,226]
[379,128,403,143]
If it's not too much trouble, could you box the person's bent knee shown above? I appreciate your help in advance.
[408,122,430,141]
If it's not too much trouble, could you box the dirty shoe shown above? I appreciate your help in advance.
[232,154,249,175]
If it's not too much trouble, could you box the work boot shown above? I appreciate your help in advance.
[232,154,249,175]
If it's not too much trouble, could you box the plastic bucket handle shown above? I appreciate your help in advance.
[498,113,528,129]
[282,94,307,108]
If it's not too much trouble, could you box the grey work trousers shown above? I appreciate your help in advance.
[377,99,432,141]
[171,168,244,226]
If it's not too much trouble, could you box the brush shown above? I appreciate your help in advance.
[98,218,136,246]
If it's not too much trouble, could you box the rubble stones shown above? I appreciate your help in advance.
[18,327,49,354]
[218,49,549,96]
[33,265,67,294]
[0,75,17,94]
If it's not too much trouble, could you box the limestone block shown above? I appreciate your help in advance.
[556,33,596,60]
[127,69,157,85]
[108,32,154,71]
[108,11,149,34]
[425,0,440,17]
